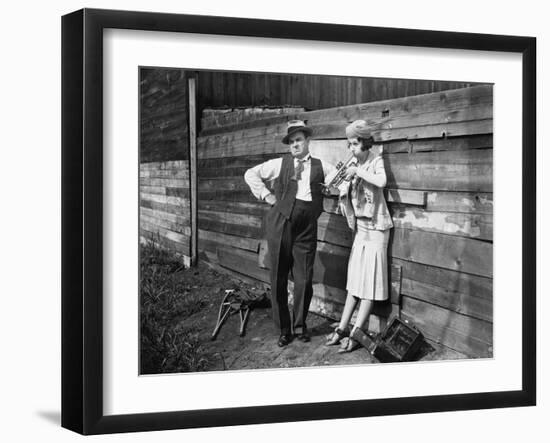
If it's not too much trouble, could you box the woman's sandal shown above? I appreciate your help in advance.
[337,337,361,353]
[325,328,348,346]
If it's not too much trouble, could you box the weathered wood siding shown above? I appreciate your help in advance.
[196,85,493,358]
[140,68,479,161]
[197,71,476,114]
[139,161,191,260]
[140,68,188,163]
[202,106,305,131]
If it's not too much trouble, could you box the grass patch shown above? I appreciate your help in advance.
[140,241,212,374]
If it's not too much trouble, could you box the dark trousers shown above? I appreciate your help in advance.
[267,200,317,335]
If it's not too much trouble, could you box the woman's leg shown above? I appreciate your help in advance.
[338,293,359,331]
[337,298,375,353]
[352,299,374,332]
[327,293,358,346]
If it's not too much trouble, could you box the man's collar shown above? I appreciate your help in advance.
[295,154,311,162]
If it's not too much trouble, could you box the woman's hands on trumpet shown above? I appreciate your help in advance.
[344,165,358,181]
[322,158,359,196]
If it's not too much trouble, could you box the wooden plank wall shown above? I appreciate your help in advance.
[140,68,189,163]
[139,161,192,262]
[202,106,305,131]
[196,85,493,358]
[197,71,476,114]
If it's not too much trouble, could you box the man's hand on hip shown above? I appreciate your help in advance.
[264,194,277,206]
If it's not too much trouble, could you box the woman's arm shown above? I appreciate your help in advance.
[355,156,387,188]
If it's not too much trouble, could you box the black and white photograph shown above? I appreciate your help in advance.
[2,0,546,441]
[139,68,493,374]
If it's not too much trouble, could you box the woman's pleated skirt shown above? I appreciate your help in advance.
[346,220,390,301]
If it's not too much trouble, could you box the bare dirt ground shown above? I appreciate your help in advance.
[164,262,467,373]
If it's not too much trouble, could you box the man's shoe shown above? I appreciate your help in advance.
[296,332,311,343]
[278,334,292,347]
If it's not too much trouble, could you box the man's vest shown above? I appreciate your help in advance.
[272,155,325,220]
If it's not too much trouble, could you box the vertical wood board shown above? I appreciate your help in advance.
[189,77,198,266]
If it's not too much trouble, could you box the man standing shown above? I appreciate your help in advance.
[244,120,334,347]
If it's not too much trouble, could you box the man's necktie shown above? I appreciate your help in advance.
[294,159,305,181]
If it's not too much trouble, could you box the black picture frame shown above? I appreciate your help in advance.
[61,8,536,435]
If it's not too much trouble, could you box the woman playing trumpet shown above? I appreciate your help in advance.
[326,120,393,352]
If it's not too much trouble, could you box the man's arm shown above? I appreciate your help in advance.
[244,158,282,203]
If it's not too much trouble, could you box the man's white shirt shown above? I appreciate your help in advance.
[244,155,335,202]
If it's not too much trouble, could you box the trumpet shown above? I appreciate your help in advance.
[324,154,356,189]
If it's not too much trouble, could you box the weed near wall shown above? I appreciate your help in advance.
[140,241,212,374]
